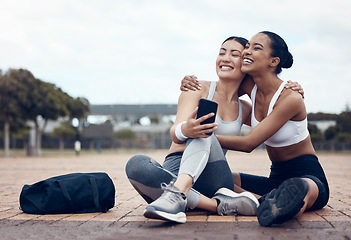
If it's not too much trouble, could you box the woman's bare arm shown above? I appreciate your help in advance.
[170,87,218,144]
[217,91,305,152]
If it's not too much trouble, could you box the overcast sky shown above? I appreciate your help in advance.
[1,0,350,114]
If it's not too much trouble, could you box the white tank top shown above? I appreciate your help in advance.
[250,81,309,147]
[207,81,242,137]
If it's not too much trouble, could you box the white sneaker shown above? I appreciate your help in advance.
[143,182,187,223]
[213,188,259,216]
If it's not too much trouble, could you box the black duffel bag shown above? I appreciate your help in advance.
[19,172,115,214]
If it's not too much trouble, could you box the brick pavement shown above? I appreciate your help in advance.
[0,150,350,239]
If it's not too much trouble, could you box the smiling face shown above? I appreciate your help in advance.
[216,40,246,82]
[241,33,279,75]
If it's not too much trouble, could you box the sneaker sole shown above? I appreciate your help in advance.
[257,178,309,227]
[144,207,186,224]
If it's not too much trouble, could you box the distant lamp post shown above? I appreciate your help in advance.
[72,118,81,156]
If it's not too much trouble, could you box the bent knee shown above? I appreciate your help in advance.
[301,178,319,209]
[125,154,152,178]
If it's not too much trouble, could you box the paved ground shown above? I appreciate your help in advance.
[0,149,350,240]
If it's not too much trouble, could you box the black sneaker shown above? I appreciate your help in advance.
[257,178,309,227]
[258,188,277,204]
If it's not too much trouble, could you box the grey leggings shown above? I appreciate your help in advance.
[125,135,234,209]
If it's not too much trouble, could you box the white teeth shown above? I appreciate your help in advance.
[221,66,233,70]
[243,59,253,64]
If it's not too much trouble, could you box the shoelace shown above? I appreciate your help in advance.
[160,182,184,204]
[216,195,238,215]
[222,202,238,215]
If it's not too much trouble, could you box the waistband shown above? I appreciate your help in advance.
[271,154,318,168]
[166,151,183,158]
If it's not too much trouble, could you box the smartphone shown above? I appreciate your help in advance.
[196,98,218,135]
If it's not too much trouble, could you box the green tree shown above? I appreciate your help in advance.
[149,116,159,124]
[336,132,351,142]
[51,121,77,151]
[307,112,338,121]
[325,125,341,141]
[11,71,71,155]
[115,128,136,139]
[68,97,90,120]
[0,69,33,156]
[337,105,351,134]
[308,123,324,143]
[12,126,30,150]
[1,68,90,156]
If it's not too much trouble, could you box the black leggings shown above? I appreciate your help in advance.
[240,154,329,211]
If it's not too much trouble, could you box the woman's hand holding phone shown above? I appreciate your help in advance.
[181,99,218,138]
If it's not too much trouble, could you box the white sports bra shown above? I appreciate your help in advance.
[207,81,242,154]
[207,81,242,137]
[251,81,309,147]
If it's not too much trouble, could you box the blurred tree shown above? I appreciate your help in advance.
[0,68,90,156]
[336,132,351,142]
[307,112,338,121]
[149,116,159,124]
[68,97,90,141]
[0,119,29,153]
[337,104,351,134]
[0,69,34,156]
[51,121,77,151]
[308,123,324,143]
[9,70,72,155]
[308,123,320,135]
[115,128,136,139]
[68,97,90,120]
[336,132,351,151]
[325,125,341,141]
[11,125,30,150]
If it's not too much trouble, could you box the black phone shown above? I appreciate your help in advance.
[196,98,218,135]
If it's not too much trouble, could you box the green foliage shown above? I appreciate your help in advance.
[308,123,325,142]
[0,68,90,122]
[1,68,90,123]
[325,125,341,141]
[12,127,30,140]
[0,68,91,155]
[149,116,159,124]
[51,121,77,139]
[0,69,29,120]
[115,128,136,139]
[0,118,28,135]
[69,97,90,119]
[335,132,351,142]
[308,123,320,135]
[322,105,351,141]
[337,110,351,134]
[3,69,38,120]
[307,112,338,121]
[310,132,325,142]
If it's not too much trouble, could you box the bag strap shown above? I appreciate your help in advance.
[56,180,76,212]
[57,177,105,213]
[89,177,104,212]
